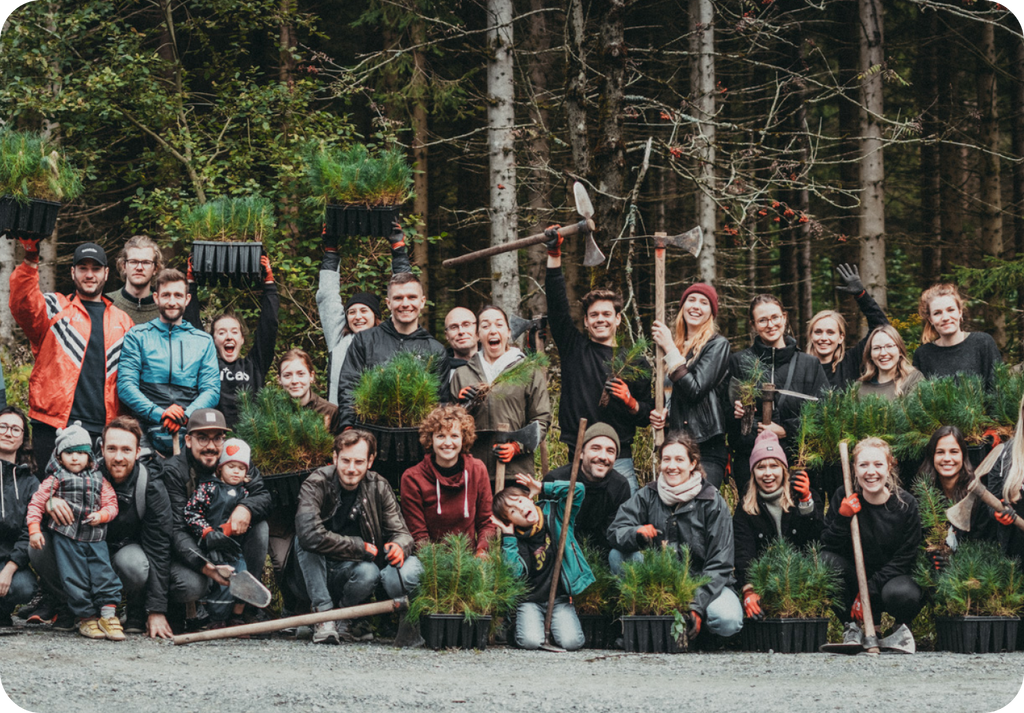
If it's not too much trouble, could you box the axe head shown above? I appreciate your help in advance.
[945,492,976,532]
[573,182,594,219]
[510,314,544,342]
[583,229,605,267]
[663,226,703,258]
[497,421,543,453]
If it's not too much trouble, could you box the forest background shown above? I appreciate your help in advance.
[0,0,1022,390]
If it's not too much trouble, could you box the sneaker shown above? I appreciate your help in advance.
[26,602,56,625]
[15,591,45,621]
[335,619,354,642]
[78,617,105,640]
[52,608,76,632]
[98,616,126,641]
[122,614,146,635]
[312,620,341,645]
[843,622,864,646]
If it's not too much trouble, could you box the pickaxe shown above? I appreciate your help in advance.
[946,443,1024,533]
[494,421,543,492]
[443,182,605,268]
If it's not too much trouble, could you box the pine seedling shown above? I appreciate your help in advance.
[988,363,1024,432]
[616,544,710,616]
[746,540,840,618]
[896,375,995,460]
[352,351,440,428]
[927,541,1024,617]
[0,128,84,202]
[234,387,334,474]
[302,141,413,208]
[736,355,767,436]
[599,337,652,408]
[572,537,618,616]
[473,352,550,405]
[178,195,275,242]
[912,477,953,553]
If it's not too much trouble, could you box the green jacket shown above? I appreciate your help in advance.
[502,481,595,596]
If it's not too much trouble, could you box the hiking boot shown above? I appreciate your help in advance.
[78,617,106,640]
[99,616,126,641]
[52,607,76,632]
[312,620,341,645]
[843,622,864,646]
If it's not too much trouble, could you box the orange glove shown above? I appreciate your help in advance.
[383,542,405,568]
[838,493,861,518]
[994,501,1016,526]
[161,404,187,433]
[363,541,378,559]
[186,256,195,282]
[636,524,659,542]
[743,590,763,619]
[851,594,864,623]
[260,255,274,283]
[18,236,41,259]
[544,225,563,257]
[605,378,638,412]
[792,471,812,503]
[492,441,522,463]
[457,385,480,405]
[688,611,702,637]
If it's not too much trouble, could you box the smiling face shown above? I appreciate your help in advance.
[334,440,373,491]
[71,260,109,300]
[346,304,376,334]
[752,303,787,347]
[102,427,140,484]
[154,279,190,324]
[219,461,248,486]
[388,281,427,327]
[213,316,244,363]
[660,442,698,488]
[933,434,963,481]
[503,493,540,528]
[681,294,713,331]
[0,413,26,462]
[811,316,842,360]
[478,309,510,361]
[752,458,785,495]
[583,300,621,345]
[581,437,617,481]
[928,295,962,338]
[278,358,313,403]
[869,331,900,375]
[445,308,478,357]
[431,423,464,468]
[854,446,891,499]
[186,429,226,470]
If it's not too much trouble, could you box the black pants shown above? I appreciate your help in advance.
[821,550,924,628]
[30,421,101,481]
[698,434,728,490]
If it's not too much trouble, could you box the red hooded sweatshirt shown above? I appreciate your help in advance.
[400,453,497,556]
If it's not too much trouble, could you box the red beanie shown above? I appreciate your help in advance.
[680,283,719,318]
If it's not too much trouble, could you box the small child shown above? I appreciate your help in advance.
[184,438,252,627]
[26,423,123,641]
[490,473,594,651]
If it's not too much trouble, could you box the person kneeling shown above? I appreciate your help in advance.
[491,474,593,651]
[293,429,421,645]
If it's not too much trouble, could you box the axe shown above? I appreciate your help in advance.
[189,548,273,608]
[510,313,548,344]
[946,443,1024,533]
[494,421,543,493]
[443,182,605,268]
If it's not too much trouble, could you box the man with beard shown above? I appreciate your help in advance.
[543,423,630,556]
[28,416,175,637]
[443,307,478,372]
[106,235,164,325]
[161,409,269,620]
[10,240,135,470]
[118,269,220,456]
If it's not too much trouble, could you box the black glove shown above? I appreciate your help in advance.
[389,221,406,250]
[543,225,562,253]
[320,250,340,273]
[456,385,480,405]
[321,222,338,251]
[836,263,865,296]
[203,530,243,561]
[927,550,949,573]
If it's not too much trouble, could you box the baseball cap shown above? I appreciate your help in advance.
[186,408,229,433]
[73,243,108,267]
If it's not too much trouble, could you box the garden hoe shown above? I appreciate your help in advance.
[494,421,543,493]
[540,418,588,653]
[188,548,272,609]
[946,443,1024,534]
[442,182,604,268]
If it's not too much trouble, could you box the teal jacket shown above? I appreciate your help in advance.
[502,481,595,597]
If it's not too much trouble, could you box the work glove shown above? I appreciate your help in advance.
[203,530,243,561]
[851,594,864,623]
[492,441,522,463]
[836,263,866,296]
[322,221,338,251]
[18,236,41,260]
[186,256,195,283]
[161,404,187,433]
[605,378,639,412]
[389,221,406,250]
[636,524,659,543]
[687,610,702,638]
[544,224,563,258]
[456,385,480,405]
[260,255,274,283]
[792,471,812,503]
[363,541,378,559]
[742,590,763,620]
[994,500,1017,526]
[384,542,405,568]
[927,550,949,573]
[838,493,861,518]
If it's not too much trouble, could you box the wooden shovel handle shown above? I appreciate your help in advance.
[840,441,879,653]
[654,244,666,448]
[442,219,594,268]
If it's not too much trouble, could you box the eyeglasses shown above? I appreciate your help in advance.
[870,343,899,353]
[0,424,24,436]
[755,314,784,328]
[191,433,226,446]
[445,321,476,333]
[126,259,155,268]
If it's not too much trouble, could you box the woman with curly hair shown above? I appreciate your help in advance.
[400,405,496,557]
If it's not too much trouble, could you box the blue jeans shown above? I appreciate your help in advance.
[515,597,584,651]
[0,569,37,615]
[608,548,644,576]
[52,533,122,618]
[615,458,638,495]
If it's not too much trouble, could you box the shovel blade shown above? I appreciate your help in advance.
[230,570,273,609]
[583,233,605,267]
[573,182,594,219]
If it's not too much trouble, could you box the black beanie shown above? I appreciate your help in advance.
[345,292,382,320]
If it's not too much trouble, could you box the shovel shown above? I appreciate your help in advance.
[392,561,425,648]
[189,548,273,608]
[494,421,543,493]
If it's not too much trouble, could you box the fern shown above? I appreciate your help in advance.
[352,351,440,428]
[746,540,839,618]
[234,387,334,474]
[617,545,709,616]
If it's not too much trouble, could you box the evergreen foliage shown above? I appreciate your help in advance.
[796,385,906,469]
[599,337,652,407]
[178,195,275,242]
[303,141,414,207]
[737,355,767,436]
[572,538,618,616]
[0,128,83,202]
[913,477,953,552]
[896,375,993,458]
[745,540,840,618]
[988,364,1024,431]
[406,534,526,623]
[352,351,440,428]
[234,386,334,474]
[475,352,550,404]
[917,541,1024,618]
[617,545,709,616]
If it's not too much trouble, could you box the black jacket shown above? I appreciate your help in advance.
[824,290,888,391]
[732,489,825,586]
[335,319,451,430]
[0,461,37,571]
[163,450,272,573]
[982,440,1024,559]
[543,464,631,554]
[185,281,280,428]
[607,480,735,618]
[666,333,730,443]
[545,267,652,457]
[103,458,173,614]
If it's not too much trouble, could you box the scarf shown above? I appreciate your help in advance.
[515,508,545,539]
[760,485,785,539]
[657,472,703,507]
[481,347,524,385]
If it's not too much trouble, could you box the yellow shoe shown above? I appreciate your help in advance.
[98,615,126,641]
[77,617,105,640]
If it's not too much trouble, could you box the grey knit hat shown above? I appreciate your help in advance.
[55,422,93,455]
[583,422,620,456]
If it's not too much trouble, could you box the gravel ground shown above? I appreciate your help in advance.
[1,627,1023,713]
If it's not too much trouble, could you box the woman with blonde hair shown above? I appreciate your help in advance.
[649,283,731,488]
[806,263,889,390]
[912,283,1002,390]
[857,325,924,399]
[984,394,1024,560]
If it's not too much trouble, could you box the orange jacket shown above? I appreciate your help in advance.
[10,261,135,430]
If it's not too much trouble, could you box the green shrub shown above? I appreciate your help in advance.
[988,363,1024,431]
[617,545,709,617]
[913,477,953,552]
[918,540,1024,617]
[796,385,906,469]
[0,128,84,202]
[302,141,413,207]
[178,195,275,242]
[573,538,618,616]
[234,386,334,474]
[745,540,840,618]
[895,375,994,460]
[352,351,440,428]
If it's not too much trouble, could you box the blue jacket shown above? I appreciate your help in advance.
[118,318,220,454]
[502,481,595,597]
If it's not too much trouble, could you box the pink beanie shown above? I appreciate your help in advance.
[749,430,788,471]
[680,283,719,317]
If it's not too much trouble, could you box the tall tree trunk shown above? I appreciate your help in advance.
[836,0,862,333]
[690,0,716,284]
[917,10,942,286]
[278,0,295,88]
[487,0,521,314]
[857,0,887,310]
[1014,29,1024,359]
[938,42,964,277]
[977,20,1005,347]
[562,0,591,318]
[410,20,431,305]
[0,239,13,345]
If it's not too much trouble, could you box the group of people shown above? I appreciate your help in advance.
[0,222,1016,653]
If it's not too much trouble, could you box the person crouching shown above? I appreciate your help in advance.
[26,423,123,640]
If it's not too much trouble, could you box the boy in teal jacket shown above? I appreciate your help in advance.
[491,474,594,650]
